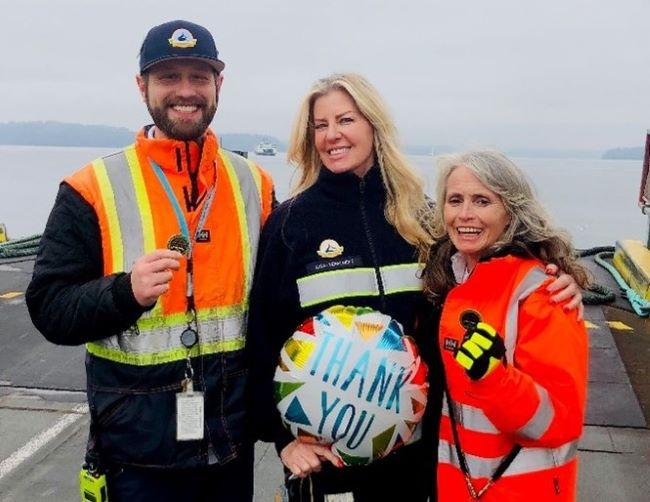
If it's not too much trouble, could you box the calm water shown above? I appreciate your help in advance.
[1,145,646,249]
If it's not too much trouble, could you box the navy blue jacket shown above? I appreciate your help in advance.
[246,165,442,499]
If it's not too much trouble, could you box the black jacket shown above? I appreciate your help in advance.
[246,165,442,499]
[26,183,145,344]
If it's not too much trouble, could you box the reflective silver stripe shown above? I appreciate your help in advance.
[91,314,245,354]
[222,150,263,295]
[517,384,554,440]
[297,263,422,308]
[298,268,377,307]
[102,151,143,271]
[444,387,554,439]
[442,395,499,434]
[381,264,423,293]
[503,267,547,364]
[438,438,578,478]
[90,148,262,360]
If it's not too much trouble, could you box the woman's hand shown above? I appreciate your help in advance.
[280,440,342,478]
[545,264,584,320]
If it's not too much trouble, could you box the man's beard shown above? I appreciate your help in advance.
[147,95,217,141]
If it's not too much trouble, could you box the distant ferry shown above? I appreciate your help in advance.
[255,142,277,156]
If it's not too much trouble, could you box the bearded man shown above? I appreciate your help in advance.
[26,20,274,502]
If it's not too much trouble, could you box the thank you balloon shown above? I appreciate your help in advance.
[274,305,428,466]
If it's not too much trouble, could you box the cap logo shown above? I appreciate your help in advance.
[168,28,197,48]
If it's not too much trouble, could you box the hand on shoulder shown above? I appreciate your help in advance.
[544,264,584,320]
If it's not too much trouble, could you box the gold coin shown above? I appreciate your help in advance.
[167,234,190,256]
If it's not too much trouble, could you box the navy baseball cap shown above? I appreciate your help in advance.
[139,20,225,74]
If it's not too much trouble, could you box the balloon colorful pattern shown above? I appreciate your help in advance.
[274,305,429,466]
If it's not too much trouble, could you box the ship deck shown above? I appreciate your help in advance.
[1,255,649,500]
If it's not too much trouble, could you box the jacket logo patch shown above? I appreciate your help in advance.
[443,337,459,352]
[196,229,211,243]
[306,256,362,274]
[317,239,344,258]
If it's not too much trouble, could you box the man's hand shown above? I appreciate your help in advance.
[280,440,342,478]
[455,322,506,380]
[545,264,584,320]
[131,250,182,307]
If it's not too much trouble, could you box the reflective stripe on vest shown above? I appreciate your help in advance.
[501,266,557,440]
[220,152,263,300]
[442,397,499,434]
[503,267,548,364]
[86,147,262,365]
[93,148,162,318]
[86,314,246,366]
[296,263,422,308]
[438,438,578,478]
[443,382,555,440]
[518,384,555,440]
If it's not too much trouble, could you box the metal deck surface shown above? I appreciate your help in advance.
[1,256,649,501]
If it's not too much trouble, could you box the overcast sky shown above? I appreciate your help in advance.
[3,0,649,150]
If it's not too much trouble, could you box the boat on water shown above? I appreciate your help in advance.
[255,141,277,156]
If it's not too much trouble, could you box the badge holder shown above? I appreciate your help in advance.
[152,161,217,443]
[177,324,204,441]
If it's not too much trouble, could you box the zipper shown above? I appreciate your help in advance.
[359,178,386,311]
[178,141,205,212]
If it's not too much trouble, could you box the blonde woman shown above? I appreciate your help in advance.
[246,75,580,501]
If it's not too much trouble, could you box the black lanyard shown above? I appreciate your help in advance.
[443,381,521,499]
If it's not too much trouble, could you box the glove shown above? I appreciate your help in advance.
[454,322,506,380]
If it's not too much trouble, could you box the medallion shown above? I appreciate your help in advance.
[167,234,190,256]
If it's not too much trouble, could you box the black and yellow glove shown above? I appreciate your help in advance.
[455,322,506,380]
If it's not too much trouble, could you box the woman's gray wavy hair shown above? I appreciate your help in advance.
[419,149,589,300]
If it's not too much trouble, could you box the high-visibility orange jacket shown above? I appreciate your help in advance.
[37,128,274,468]
[437,254,588,501]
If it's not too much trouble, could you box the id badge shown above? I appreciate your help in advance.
[324,494,354,502]
[176,380,204,441]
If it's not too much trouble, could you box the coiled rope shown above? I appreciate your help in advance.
[578,246,650,317]
[2,239,648,315]
[594,251,649,317]
[578,246,617,306]
[0,234,41,259]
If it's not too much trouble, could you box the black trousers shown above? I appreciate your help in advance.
[106,446,254,502]
[286,441,435,502]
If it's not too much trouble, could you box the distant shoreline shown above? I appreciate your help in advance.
[0,121,642,159]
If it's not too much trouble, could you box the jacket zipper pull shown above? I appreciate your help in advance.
[553,477,560,495]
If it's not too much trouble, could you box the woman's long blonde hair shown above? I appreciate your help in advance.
[287,73,432,247]
[419,149,590,301]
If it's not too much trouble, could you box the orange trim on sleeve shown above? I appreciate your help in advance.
[64,164,114,275]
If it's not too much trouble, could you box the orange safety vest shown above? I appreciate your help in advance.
[65,129,274,365]
[437,255,588,501]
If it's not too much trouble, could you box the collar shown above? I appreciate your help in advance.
[315,163,386,205]
[135,127,219,182]
[450,252,472,284]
